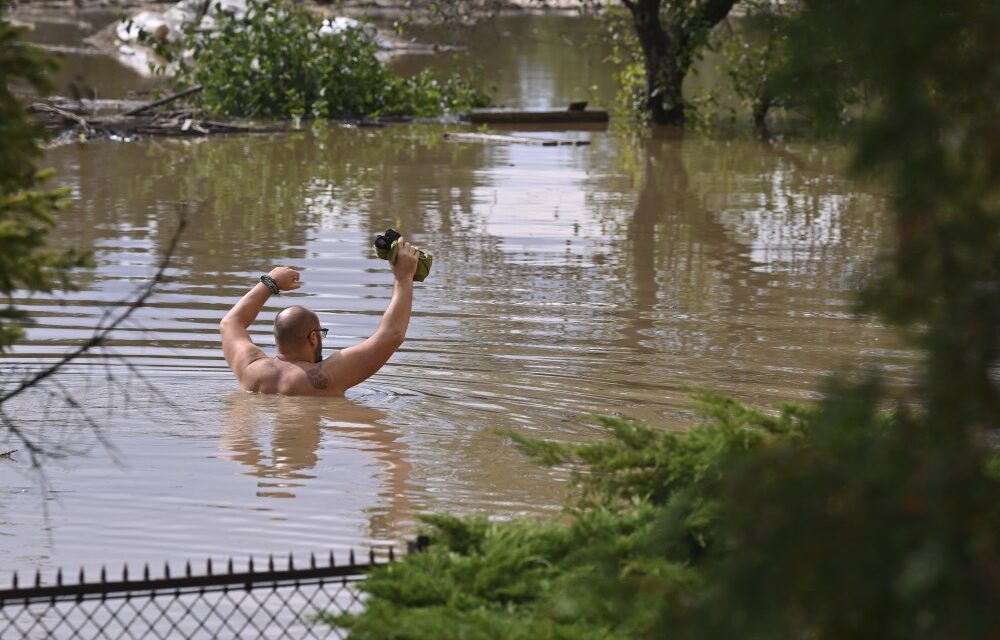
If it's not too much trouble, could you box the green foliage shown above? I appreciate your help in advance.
[332,395,815,638]
[687,0,1000,635]
[601,6,645,122]
[710,0,872,130]
[167,0,490,119]
[336,390,998,639]
[623,0,737,125]
[0,4,91,352]
[327,508,669,639]
[826,0,999,432]
[508,393,809,513]
[760,2,869,131]
[677,381,1000,639]
[330,3,999,637]
[713,0,796,127]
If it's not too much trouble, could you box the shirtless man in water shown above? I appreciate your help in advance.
[219,240,420,396]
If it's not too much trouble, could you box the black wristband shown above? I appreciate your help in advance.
[260,274,280,295]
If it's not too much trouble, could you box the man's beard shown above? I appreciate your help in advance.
[314,342,323,363]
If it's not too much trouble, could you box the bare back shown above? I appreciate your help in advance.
[238,358,333,396]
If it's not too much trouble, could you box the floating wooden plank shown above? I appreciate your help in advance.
[468,108,609,124]
[444,132,590,146]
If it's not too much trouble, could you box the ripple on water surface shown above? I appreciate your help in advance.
[0,123,915,574]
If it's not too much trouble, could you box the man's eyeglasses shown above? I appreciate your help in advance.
[308,328,328,339]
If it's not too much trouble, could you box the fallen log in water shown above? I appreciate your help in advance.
[444,132,589,146]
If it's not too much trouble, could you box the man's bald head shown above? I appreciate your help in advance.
[273,305,320,351]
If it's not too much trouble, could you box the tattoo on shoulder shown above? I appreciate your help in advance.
[306,366,329,390]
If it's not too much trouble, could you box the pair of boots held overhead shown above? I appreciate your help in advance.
[373,229,433,282]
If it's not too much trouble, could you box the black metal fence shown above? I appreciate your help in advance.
[0,548,396,639]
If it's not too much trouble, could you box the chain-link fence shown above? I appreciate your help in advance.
[0,549,394,639]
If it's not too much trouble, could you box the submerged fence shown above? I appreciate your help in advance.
[0,547,404,639]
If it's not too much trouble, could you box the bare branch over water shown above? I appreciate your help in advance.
[0,210,189,467]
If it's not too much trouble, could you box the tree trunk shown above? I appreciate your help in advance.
[630,0,684,125]
[625,0,738,126]
[642,41,687,125]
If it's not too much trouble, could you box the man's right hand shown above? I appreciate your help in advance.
[268,266,302,291]
[391,240,419,281]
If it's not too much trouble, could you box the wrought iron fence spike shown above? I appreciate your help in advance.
[329,550,335,567]
[389,546,395,562]
[207,558,213,576]
[268,554,274,572]
[3,548,375,636]
[248,557,254,573]
[369,548,375,564]
[349,549,356,566]
[288,553,294,571]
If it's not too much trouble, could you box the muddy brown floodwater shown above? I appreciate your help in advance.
[1,13,915,575]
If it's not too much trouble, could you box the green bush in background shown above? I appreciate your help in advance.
[167,0,491,119]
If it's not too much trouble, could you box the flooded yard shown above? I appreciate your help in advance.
[1,11,913,575]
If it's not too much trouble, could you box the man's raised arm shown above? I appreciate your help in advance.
[323,240,420,392]
[220,267,300,379]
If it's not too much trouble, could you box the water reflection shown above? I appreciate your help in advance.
[2,123,914,574]
[0,8,921,578]
[386,14,617,109]
[220,393,414,535]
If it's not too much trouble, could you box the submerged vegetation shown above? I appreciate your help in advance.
[157,0,491,119]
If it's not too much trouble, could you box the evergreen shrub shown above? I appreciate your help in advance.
[0,4,91,351]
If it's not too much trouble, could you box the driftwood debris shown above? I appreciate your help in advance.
[30,106,286,138]
[31,103,94,135]
[29,86,285,140]
[123,84,204,116]
[444,132,589,147]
